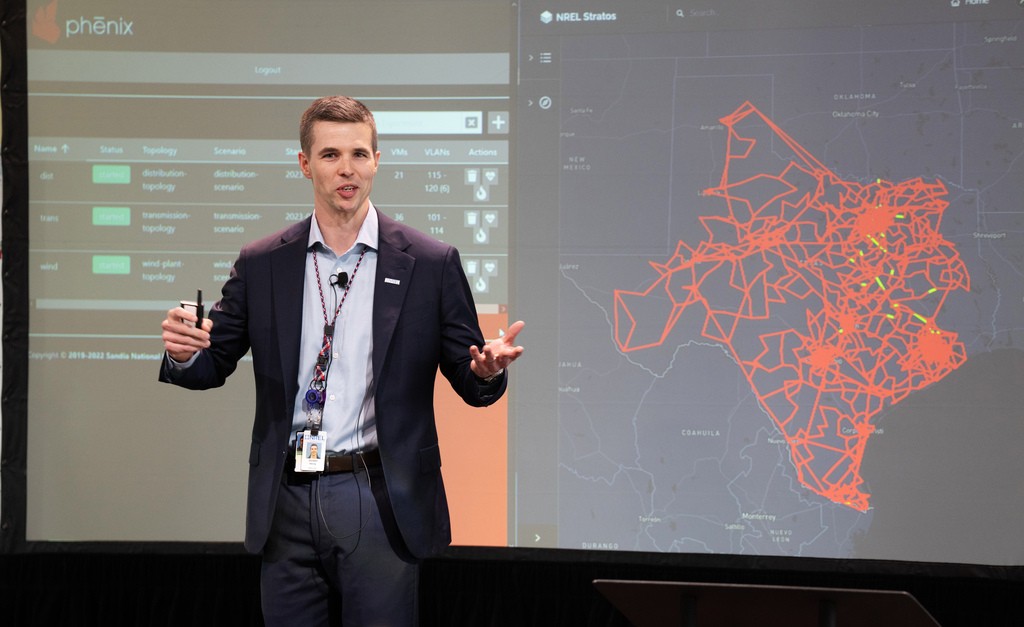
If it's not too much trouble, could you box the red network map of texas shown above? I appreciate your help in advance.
[613,102,969,511]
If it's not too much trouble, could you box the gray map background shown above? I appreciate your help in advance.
[554,20,1024,563]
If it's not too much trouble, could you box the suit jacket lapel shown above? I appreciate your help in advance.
[270,217,311,413]
[373,212,415,385]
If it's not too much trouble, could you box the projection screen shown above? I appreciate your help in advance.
[23,0,1024,566]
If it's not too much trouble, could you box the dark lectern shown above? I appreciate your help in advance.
[594,579,942,627]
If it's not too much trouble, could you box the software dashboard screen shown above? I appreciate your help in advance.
[26,0,511,543]
[24,0,1024,565]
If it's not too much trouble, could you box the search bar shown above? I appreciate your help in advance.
[375,111,484,135]
[670,6,719,19]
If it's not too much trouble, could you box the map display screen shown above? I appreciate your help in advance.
[513,0,1024,564]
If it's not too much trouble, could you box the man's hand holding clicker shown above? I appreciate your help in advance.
[161,306,213,363]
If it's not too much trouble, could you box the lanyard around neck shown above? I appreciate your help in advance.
[304,247,367,433]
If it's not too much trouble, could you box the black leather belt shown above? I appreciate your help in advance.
[322,448,381,474]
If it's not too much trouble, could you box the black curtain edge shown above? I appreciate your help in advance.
[1,0,29,554]
[5,541,1022,585]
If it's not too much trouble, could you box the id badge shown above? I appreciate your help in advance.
[295,430,327,472]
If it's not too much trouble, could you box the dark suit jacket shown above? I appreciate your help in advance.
[159,211,506,557]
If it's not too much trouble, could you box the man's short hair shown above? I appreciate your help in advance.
[300,95,378,155]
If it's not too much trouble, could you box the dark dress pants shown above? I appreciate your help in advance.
[260,463,419,626]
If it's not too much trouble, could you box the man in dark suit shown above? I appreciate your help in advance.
[160,95,524,626]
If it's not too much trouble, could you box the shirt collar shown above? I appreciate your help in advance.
[307,203,380,255]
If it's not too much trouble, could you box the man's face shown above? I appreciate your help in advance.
[298,120,380,221]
